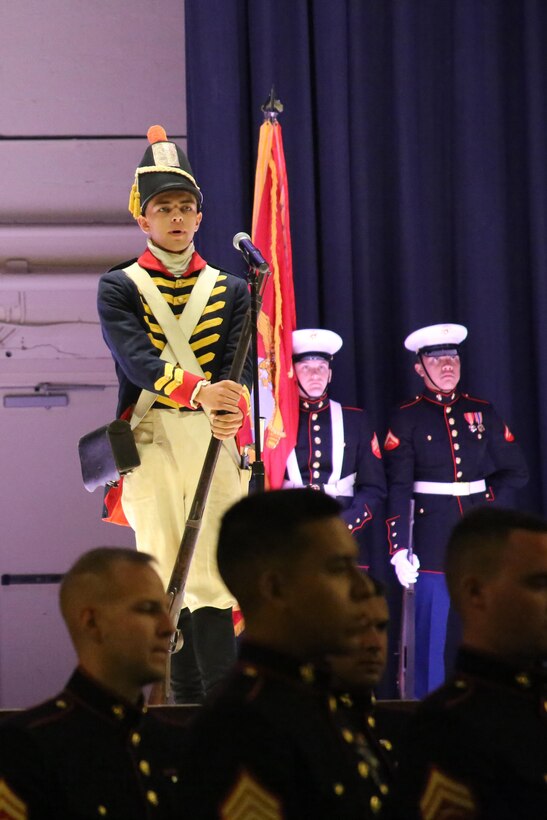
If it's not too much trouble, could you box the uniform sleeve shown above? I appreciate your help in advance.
[383,408,417,557]
[341,410,387,533]
[393,709,480,820]
[97,271,203,409]
[178,709,297,819]
[0,725,56,819]
[483,405,529,503]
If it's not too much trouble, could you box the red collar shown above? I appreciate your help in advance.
[137,247,207,278]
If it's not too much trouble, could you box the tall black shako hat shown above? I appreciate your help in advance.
[128,125,203,219]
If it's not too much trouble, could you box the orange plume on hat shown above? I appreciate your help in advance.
[147,125,168,144]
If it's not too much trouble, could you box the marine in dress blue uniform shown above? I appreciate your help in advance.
[0,669,184,820]
[283,329,386,552]
[0,547,186,820]
[393,648,547,820]
[384,324,528,697]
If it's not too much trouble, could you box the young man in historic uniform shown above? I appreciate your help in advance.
[97,126,252,702]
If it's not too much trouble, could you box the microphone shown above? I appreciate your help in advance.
[233,232,269,273]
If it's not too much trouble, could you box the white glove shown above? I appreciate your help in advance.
[391,549,420,588]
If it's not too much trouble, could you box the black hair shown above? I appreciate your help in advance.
[445,506,547,608]
[217,489,342,605]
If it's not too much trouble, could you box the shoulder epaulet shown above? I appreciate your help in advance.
[399,395,422,410]
[461,393,491,406]
[107,257,138,274]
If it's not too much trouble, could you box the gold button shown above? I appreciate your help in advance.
[312,461,320,469]
[454,443,460,450]
[171,775,179,783]
[457,471,463,478]
[55,699,67,709]
[392,531,397,537]
[312,414,318,421]
[333,783,345,796]
[456,457,461,464]
[314,425,320,431]
[379,738,393,751]
[342,729,354,743]
[427,435,432,441]
[314,437,321,444]
[348,524,353,530]
[139,760,151,776]
[370,795,382,813]
[543,701,547,713]
[299,664,315,684]
[329,696,337,712]
[131,732,141,747]
[358,761,369,778]
[454,679,467,689]
[451,430,458,438]
[380,784,389,795]
[449,418,455,425]
[515,673,531,688]
[98,807,107,816]
[315,450,321,457]
[146,791,159,806]
[356,518,361,524]
[419,508,424,514]
[111,705,125,719]
[446,406,452,414]
[242,664,258,677]
[367,715,376,728]
[543,773,547,783]
[313,471,320,478]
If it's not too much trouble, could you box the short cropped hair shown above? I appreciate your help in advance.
[217,489,342,609]
[445,506,547,610]
[59,547,154,620]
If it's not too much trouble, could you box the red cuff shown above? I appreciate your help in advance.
[170,371,204,408]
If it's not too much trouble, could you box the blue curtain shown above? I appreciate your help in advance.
[185,0,547,517]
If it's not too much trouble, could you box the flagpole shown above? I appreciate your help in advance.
[252,88,299,490]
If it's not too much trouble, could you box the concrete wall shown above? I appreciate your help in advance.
[0,0,187,706]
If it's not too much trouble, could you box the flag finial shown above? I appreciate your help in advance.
[261,87,283,121]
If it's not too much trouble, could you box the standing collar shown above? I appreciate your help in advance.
[62,667,146,727]
[455,646,547,694]
[137,247,207,278]
[422,386,460,406]
[299,394,330,411]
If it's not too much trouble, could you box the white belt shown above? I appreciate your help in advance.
[283,473,356,498]
[413,479,487,497]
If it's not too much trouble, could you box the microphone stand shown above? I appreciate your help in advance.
[247,266,265,494]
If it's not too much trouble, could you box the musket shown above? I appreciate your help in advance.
[148,262,270,704]
[398,499,416,700]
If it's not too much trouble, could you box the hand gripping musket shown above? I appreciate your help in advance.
[398,499,416,699]
[148,262,270,704]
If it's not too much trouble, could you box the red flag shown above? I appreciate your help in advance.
[252,115,299,488]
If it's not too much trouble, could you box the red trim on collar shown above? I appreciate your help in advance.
[137,248,207,277]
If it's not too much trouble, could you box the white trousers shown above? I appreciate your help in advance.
[121,409,247,610]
